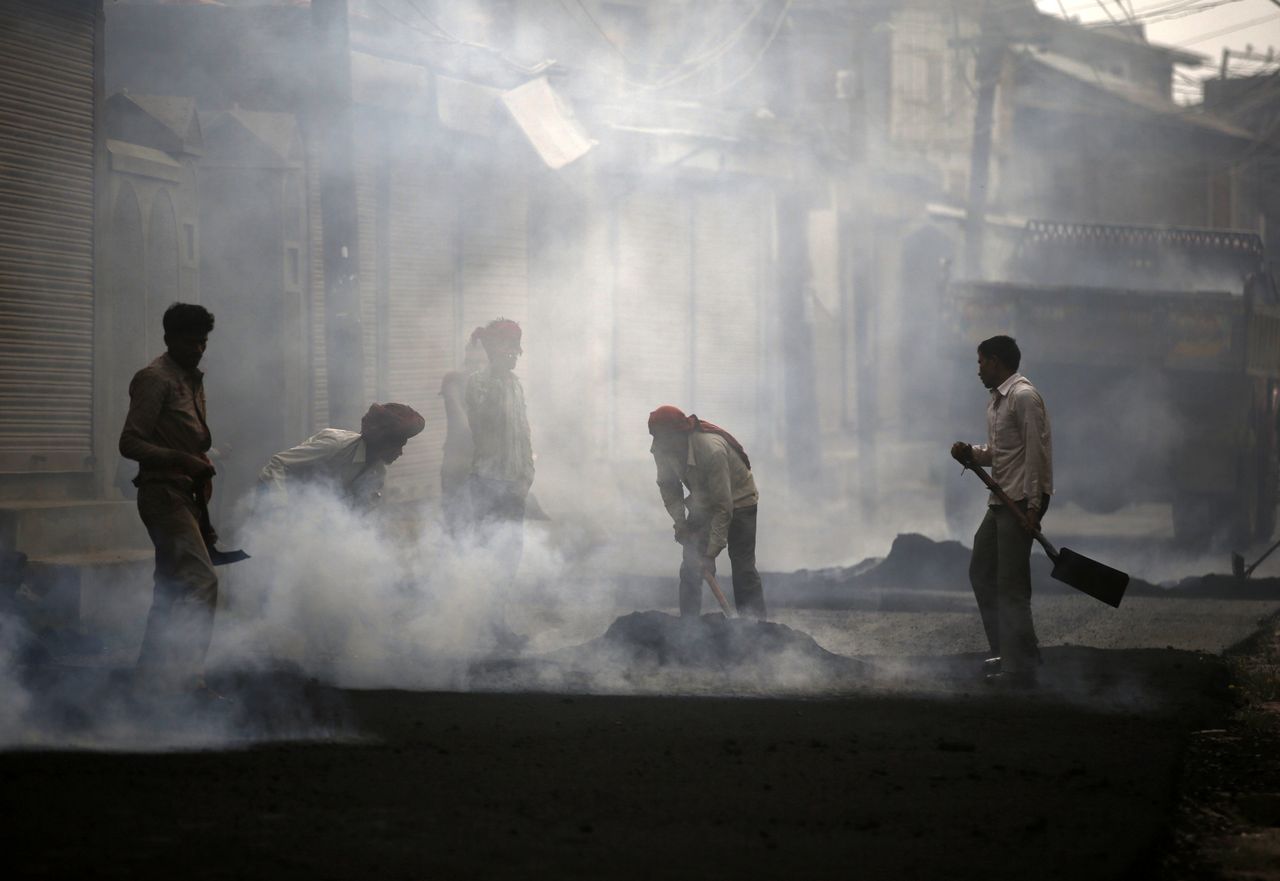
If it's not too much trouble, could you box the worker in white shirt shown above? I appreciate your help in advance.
[951,335,1053,688]
[648,405,766,620]
[257,402,426,510]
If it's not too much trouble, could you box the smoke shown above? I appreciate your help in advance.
[3,1,1266,750]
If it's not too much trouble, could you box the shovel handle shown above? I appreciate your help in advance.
[703,571,735,617]
[963,462,1059,560]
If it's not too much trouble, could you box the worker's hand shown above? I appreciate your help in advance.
[701,556,716,581]
[673,523,690,545]
[175,452,215,480]
[1023,507,1042,535]
[950,442,974,465]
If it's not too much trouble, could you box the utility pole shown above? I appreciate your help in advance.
[311,0,365,430]
[776,192,823,493]
[963,4,1003,279]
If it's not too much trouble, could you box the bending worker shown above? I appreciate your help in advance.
[648,405,766,619]
[258,402,426,509]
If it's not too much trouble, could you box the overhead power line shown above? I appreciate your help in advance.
[1182,10,1280,44]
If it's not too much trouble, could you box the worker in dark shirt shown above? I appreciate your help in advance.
[119,303,220,695]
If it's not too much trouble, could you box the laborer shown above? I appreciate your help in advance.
[119,302,220,693]
[464,318,534,650]
[439,330,488,536]
[257,403,426,509]
[464,318,534,563]
[950,334,1053,688]
[648,406,766,619]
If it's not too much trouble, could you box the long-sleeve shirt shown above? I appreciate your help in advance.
[119,353,212,487]
[970,373,1053,511]
[464,367,534,490]
[257,429,386,508]
[652,431,759,558]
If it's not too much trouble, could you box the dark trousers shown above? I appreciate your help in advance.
[679,505,767,620]
[469,475,527,581]
[135,483,219,688]
[969,502,1042,673]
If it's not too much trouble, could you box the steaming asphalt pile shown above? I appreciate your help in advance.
[469,610,867,694]
[767,533,1280,607]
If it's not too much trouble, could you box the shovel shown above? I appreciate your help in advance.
[703,570,735,617]
[964,463,1129,607]
[679,526,735,616]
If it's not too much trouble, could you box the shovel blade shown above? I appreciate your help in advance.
[1051,547,1129,608]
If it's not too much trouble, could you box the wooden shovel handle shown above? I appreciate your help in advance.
[703,571,735,617]
[963,462,1059,559]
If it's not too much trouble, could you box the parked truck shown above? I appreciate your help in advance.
[943,220,1280,547]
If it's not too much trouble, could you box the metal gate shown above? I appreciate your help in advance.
[613,188,693,456]
[459,176,529,335]
[383,161,457,499]
[0,0,96,472]
[691,188,765,445]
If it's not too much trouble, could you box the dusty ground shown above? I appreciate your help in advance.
[4,590,1278,881]
[1,649,1232,881]
[8,526,1280,880]
[1162,613,1280,881]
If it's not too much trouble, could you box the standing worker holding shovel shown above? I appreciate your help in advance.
[951,335,1053,689]
[120,303,229,697]
[648,406,767,620]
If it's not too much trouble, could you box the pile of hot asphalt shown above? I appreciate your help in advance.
[468,610,867,694]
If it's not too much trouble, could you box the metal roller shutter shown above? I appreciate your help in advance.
[692,189,764,444]
[355,139,379,411]
[306,136,329,432]
[384,163,457,500]
[0,0,96,472]
[459,176,528,334]
[613,189,692,457]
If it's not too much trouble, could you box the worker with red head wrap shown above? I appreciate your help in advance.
[463,317,535,650]
[648,405,766,619]
[258,402,425,510]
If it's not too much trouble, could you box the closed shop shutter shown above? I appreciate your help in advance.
[692,189,764,444]
[459,177,528,333]
[355,140,379,411]
[306,137,330,432]
[613,189,692,457]
[0,0,96,472]
[384,162,457,500]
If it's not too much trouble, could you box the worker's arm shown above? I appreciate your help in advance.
[258,431,343,492]
[701,445,734,559]
[654,453,688,529]
[463,372,495,438]
[441,372,474,444]
[1015,388,1052,512]
[119,371,209,476]
[348,461,387,511]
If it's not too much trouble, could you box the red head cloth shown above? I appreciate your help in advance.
[476,318,522,351]
[648,405,693,436]
[361,402,426,445]
[647,405,751,470]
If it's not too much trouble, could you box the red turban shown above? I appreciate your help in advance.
[361,402,426,444]
[475,319,522,349]
[647,405,693,435]
[647,405,751,469]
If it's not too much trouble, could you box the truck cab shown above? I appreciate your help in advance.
[944,221,1280,547]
